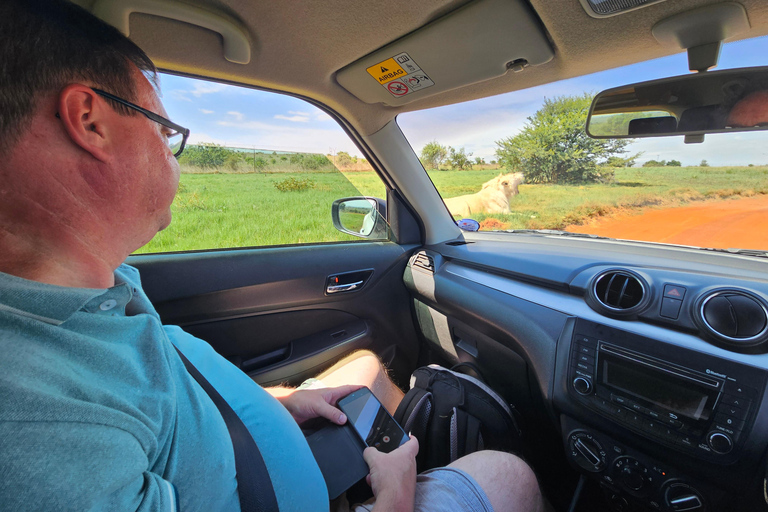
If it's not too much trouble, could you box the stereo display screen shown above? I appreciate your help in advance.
[601,352,716,421]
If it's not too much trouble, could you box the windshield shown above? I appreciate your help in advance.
[398,36,768,253]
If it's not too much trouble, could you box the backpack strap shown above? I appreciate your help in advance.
[174,346,279,512]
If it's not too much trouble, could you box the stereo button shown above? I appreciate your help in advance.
[714,413,745,431]
[716,404,748,420]
[611,394,632,407]
[573,361,595,373]
[722,382,757,399]
[573,344,595,356]
[574,353,595,365]
[574,334,597,347]
[720,395,752,409]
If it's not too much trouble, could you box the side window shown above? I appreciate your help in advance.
[135,74,387,254]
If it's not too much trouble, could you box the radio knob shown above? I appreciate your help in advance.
[573,377,593,395]
[707,431,733,454]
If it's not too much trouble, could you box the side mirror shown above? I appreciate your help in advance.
[586,66,768,140]
[332,197,389,240]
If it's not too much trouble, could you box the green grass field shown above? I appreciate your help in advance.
[430,165,768,230]
[135,166,768,254]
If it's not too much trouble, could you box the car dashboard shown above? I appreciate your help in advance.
[403,233,768,511]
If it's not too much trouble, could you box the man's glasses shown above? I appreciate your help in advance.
[92,88,190,158]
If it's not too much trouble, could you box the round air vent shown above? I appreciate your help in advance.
[588,270,649,316]
[698,290,768,347]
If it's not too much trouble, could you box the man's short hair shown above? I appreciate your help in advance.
[0,0,157,154]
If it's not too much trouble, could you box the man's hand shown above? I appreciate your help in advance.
[363,436,419,512]
[269,384,362,426]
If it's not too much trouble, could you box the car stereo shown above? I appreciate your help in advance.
[567,320,766,463]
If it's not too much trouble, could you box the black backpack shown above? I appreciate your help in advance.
[393,364,522,472]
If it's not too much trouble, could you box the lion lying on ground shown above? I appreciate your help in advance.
[444,172,524,217]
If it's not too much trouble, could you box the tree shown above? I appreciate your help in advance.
[474,156,486,165]
[666,160,682,167]
[420,141,448,170]
[495,94,633,184]
[448,146,473,170]
[643,159,666,167]
[700,159,710,167]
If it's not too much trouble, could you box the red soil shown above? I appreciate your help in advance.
[565,195,768,250]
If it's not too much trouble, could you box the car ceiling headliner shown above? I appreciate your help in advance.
[74,0,768,136]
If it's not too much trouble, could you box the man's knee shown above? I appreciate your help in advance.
[448,450,543,512]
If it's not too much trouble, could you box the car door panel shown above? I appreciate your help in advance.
[128,241,421,385]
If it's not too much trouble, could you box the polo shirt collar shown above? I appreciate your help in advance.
[0,270,133,326]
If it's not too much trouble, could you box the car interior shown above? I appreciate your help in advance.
[71,0,768,510]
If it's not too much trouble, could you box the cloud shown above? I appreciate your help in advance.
[288,110,311,116]
[170,89,193,102]
[227,111,245,121]
[191,82,227,97]
[199,109,214,114]
[313,111,334,122]
[275,114,310,123]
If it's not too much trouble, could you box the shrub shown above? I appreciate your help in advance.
[495,94,633,184]
[178,143,239,168]
[273,177,316,192]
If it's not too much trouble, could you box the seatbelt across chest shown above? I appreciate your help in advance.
[174,347,279,512]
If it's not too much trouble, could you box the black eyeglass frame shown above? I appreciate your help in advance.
[92,88,190,157]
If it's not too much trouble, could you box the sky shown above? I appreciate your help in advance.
[160,36,768,166]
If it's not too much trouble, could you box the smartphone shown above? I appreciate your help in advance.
[337,386,409,453]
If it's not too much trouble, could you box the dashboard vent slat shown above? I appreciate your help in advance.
[698,291,768,346]
[591,270,647,314]
[413,252,435,273]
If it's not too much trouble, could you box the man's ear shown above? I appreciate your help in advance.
[57,85,113,163]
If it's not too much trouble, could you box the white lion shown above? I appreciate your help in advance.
[443,172,524,217]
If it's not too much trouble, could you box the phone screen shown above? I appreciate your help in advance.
[338,387,409,453]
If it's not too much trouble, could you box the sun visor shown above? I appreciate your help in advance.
[336,0,553,107]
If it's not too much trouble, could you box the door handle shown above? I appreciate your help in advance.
[327,280,364,294]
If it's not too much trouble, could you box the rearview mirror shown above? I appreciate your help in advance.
[586,66,768,140]
[331,197,389,240]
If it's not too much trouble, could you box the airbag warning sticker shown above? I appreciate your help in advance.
[366,52,434,98]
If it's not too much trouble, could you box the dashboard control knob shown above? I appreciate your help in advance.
[621,466,646,491]
[707,431,733,454]
[568,431,606,472]
[573,376,593,395]
[613,456,649,495]
[664,482,705,511]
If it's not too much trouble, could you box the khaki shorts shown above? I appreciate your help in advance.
[340,467,494,512]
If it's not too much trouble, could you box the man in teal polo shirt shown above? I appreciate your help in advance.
[0,1,544,511]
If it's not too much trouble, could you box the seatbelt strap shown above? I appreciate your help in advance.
[173,347,279,512]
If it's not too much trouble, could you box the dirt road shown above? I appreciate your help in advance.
[565,195,768,250]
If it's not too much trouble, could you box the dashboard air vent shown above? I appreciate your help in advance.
[591,270,647,314]
[699,291,768,346]
[412,252,435,273]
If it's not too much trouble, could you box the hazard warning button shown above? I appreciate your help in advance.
[663,284,687,300]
